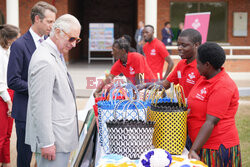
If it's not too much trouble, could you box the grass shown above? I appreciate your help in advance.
[236,97,250,166]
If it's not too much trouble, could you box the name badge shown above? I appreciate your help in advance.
[177,71,181,78]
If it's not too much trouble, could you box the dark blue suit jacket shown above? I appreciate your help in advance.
[161,28,174,46]
[7,31,36,122]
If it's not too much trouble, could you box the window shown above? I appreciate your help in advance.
[170,2,227,42]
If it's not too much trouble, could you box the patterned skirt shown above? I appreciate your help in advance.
[198,144,241,167]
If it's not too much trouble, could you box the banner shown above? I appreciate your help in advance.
[184,12,211,44]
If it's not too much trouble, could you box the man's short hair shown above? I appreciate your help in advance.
[164,21,170,26]
[179,28,202,45]
[31,1,57,24]
[144,25,154,31]
[113,37,130,53]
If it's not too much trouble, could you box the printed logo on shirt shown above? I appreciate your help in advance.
[150,49,156,56]
[177,71,181,78]
[186,72,196,84]
[129,66,135,75]
[195,87,207,101]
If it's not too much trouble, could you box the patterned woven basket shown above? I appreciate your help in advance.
[107,100,155,159]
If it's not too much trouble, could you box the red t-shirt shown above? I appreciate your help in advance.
[187,68,240,149]
[110,52,156,85]
[167,59,201,97]
[143,38,169,79]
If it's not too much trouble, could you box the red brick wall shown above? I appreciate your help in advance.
[137,0,145,27]
[18,0,68,34]
[0,0,6,21]
[156,0,250,46]
[228,0,250,46]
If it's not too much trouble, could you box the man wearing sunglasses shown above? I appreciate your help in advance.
[7,2,57,166]
[25,14,81,167]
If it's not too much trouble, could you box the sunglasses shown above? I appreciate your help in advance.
[61,29,81,44]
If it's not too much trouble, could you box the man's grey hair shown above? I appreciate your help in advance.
[50,14,81,37]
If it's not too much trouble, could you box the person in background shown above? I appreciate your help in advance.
[25,14,81,167]
[161,21,174,54]
[143,25,174,80]
[138,29,202,99]
[134,21,144,55]
[94,38,156,97]
[177,22,184,39]
[0,24,20,167]
[188,42,241,167]
[121,34,136,52]
[7,2,57,166]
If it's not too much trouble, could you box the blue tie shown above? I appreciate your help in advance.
[59,54,66,67]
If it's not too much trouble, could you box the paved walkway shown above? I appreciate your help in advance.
[68,61,250,97]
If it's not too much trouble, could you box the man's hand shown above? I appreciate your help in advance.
[188,149,200,160]
[41,145,56,161]
[93,91,100,98]
[6,100,12,117]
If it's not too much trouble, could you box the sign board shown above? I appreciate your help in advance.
[233,12,248,37]
[89,23,114,51]
[184,12,211,44]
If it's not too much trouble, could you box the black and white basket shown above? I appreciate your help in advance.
[106,100,155,159]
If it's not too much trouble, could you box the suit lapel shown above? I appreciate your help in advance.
[42,41,76,98]
[23,31,36,56]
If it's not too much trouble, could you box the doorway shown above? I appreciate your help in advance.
[69,0,138,61]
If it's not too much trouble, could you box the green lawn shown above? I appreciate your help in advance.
[236,97,250,166]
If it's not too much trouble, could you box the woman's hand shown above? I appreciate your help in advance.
[188,149,200,160]
[6,100,12,117]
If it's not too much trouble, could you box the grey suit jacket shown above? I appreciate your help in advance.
[25,39,78,153]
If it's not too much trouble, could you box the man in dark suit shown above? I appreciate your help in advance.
[7,2,57,167]
[134,21,144,55]
[161,21,174,54]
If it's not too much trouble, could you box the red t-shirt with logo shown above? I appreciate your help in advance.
[110,52,156,85]
[143,38,169,79]
[167,59,201,97]
[187,68,240,149]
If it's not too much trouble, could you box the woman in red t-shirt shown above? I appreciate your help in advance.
[187,42,241,167]
[94,37,156,97]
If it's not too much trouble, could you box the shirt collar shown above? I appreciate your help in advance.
[185,59,197,67]
[46,37,61,56]
[206,67,226,83]
[29,27,44,42]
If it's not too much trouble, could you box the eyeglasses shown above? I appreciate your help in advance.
[61,29,81,44]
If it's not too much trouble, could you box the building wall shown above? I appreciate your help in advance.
[137,0,250,46]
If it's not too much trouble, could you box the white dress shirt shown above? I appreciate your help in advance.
[0,45,11,102]
[29,27,45,48]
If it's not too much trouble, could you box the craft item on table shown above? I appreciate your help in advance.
[98,84,149,153]
[96,154,138,167]
[170,156,208,167]
[139,148,172,167]
[151,84,187,155]
[107,100,154,159]
[144,84,168,121]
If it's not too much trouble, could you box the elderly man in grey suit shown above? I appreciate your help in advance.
[25,14,81,166]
